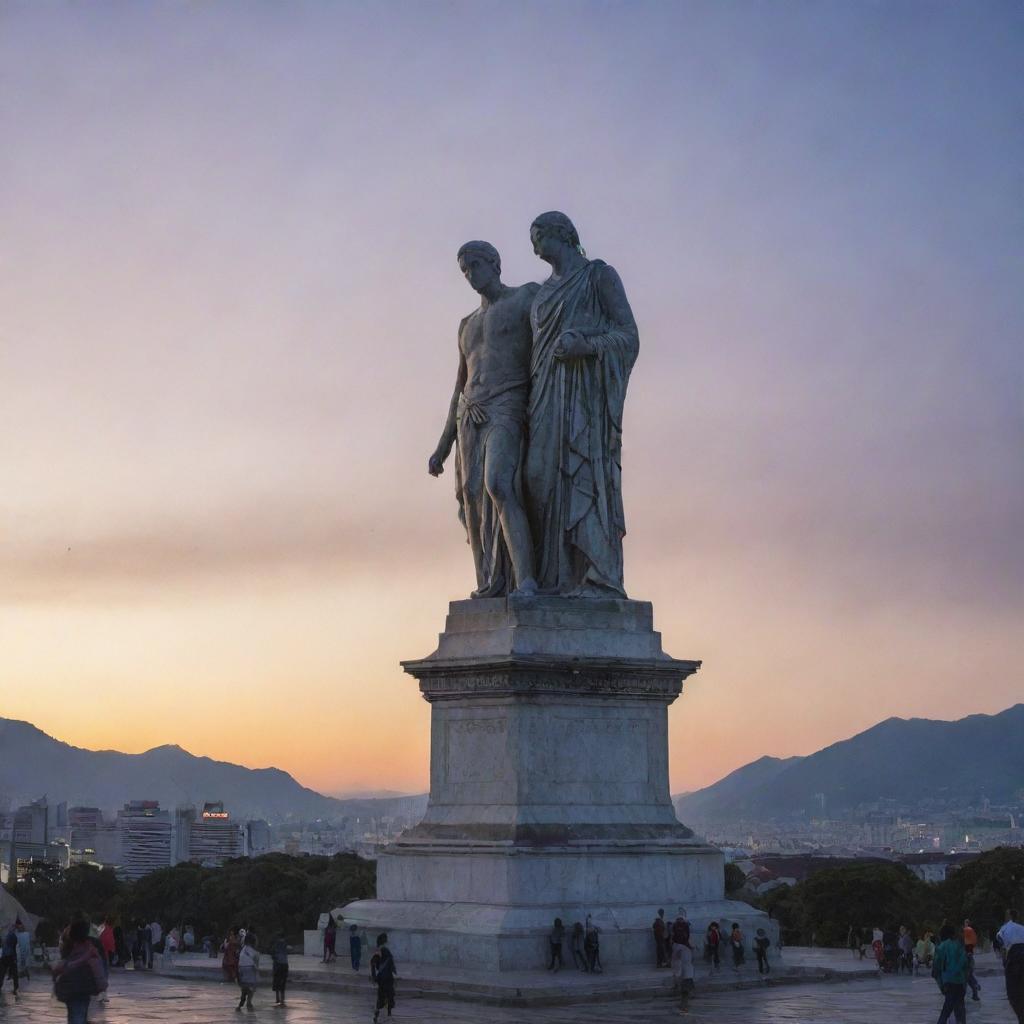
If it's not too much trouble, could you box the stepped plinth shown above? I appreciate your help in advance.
[342,595,769,970]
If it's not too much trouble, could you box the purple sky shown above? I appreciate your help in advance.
[2,1,1021,794]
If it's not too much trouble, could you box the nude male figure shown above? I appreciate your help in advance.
[428,241,539,597]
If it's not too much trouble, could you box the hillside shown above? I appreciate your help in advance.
[0,718,426,823]
[675,704,1024,824]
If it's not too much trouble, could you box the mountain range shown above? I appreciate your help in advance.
[0,718,427,823]
[675,704,1024,824]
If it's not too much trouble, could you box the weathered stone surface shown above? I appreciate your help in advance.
[342,597,773,969]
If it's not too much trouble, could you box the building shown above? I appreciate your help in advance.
[187,802,243,867]
[116,801,172,880]
[174,807,196,865]
[246,819,271,857]
[68,806,120,867]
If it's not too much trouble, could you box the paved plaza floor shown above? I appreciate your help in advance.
[1,969,1019,1023]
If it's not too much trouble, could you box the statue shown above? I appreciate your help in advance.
[524,212,639,597]
[428,241,539,597]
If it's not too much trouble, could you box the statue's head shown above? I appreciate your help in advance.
[457,240,501,293]
[530,211,585,262]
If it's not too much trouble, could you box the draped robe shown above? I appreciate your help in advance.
[525,260,638,596]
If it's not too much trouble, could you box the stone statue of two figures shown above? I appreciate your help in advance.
[428,212,639,600]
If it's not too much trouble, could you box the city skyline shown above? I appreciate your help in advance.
[3,3,1022,796]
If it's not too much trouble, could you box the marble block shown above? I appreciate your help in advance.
[341,596,772,969]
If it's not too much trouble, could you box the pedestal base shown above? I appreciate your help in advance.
[343,596,772,969]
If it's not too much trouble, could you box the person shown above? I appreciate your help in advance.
[183,925,195,953]
[236,932,260,1012]
[15,920,31,982]
[963,918,981,1001]
[571,921,587,971]
[584,915,601,974]
[897,925,913,975]
[882,925,898,973]
[370,932,397,1023]
[269,932,289,1007]
[349,924,362,972]
[525,211,639,597]
[52,919,107,1024]
[429,240,540,598]
[322,916,337,963]
[149,919,163,953]
[653,909,668,968]
[139,920,153,969]
[915,930,936,974]
[847,924,859,958]
[754,927,771,977]
[0,921,19,996]
[730,922,745,972]
[705,921,721,973]
[222,928,241,982]
[933,922,969,1024]
[95,918,113,1002]
[548,917,564,972]
[670,908,694,1014]
[996,908,1024,1023]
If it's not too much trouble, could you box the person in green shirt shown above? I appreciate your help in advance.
[933,923,969,1024]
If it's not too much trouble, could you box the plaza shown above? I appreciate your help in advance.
[2,962,1019,1023]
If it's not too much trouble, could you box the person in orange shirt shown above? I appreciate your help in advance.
[963,919,981,1001]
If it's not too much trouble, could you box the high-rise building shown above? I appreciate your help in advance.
[187,802,243,867]
[173,807,196,865]
[246,819,271,857]
[116,801,172,880]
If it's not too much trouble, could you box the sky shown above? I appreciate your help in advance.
[1,1,1022,799]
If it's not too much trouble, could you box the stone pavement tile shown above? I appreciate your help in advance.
[0,969,1019,1024]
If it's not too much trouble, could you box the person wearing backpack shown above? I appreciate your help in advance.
[670,908,694,1014]
[52,920,107,1024]
[370,932,397,1023]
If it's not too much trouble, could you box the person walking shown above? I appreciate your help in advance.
[138,920,153,969]
[548,917,564,972]
[322,916,337,963]
[270,932,289,1007]
[0,921,20,996]
[963,918,981,1001]
[729,922,745,973]
[370,932,397,1023]
[222,928,241,983]
[897,925,914,975]
[571,922,587,971]
[933,923,969,1024]
[584,915,602,974]
[15,921,31,983]
[997,909,1024,1024]
[705,921,721,973]
[670,908,694,1015]
[236,933,260,1013]
[149,919,163,953]
[52,920,107,1024]
[653,909,669,968]
[754,927,771,977]
[349,924,363,972]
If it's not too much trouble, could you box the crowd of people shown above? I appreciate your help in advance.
[7,904,1021,1023]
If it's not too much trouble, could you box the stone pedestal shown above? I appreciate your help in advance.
[342,596,769,969]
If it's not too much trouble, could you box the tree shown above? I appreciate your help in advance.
[724,862,746,894]
[938,848,1024,941]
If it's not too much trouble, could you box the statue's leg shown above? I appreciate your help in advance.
[484,424,536,594]
[457,419,489,596]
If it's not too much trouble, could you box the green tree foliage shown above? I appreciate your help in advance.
[758,849,1024,946]
[5,853,375,947]
[938,848,1024,939]
[760,862,932,946]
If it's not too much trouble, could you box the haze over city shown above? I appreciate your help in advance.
[2,2,1021,797]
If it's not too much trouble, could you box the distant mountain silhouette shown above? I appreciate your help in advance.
[0,718,427,823]
[675,705,1024,823]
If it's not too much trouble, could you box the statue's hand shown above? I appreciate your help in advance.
[428,452,445,477]
[554,330,594,360]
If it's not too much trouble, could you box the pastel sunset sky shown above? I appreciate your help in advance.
[2,2,1021,798]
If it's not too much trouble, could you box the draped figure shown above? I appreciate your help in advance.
[525,213,639,597]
